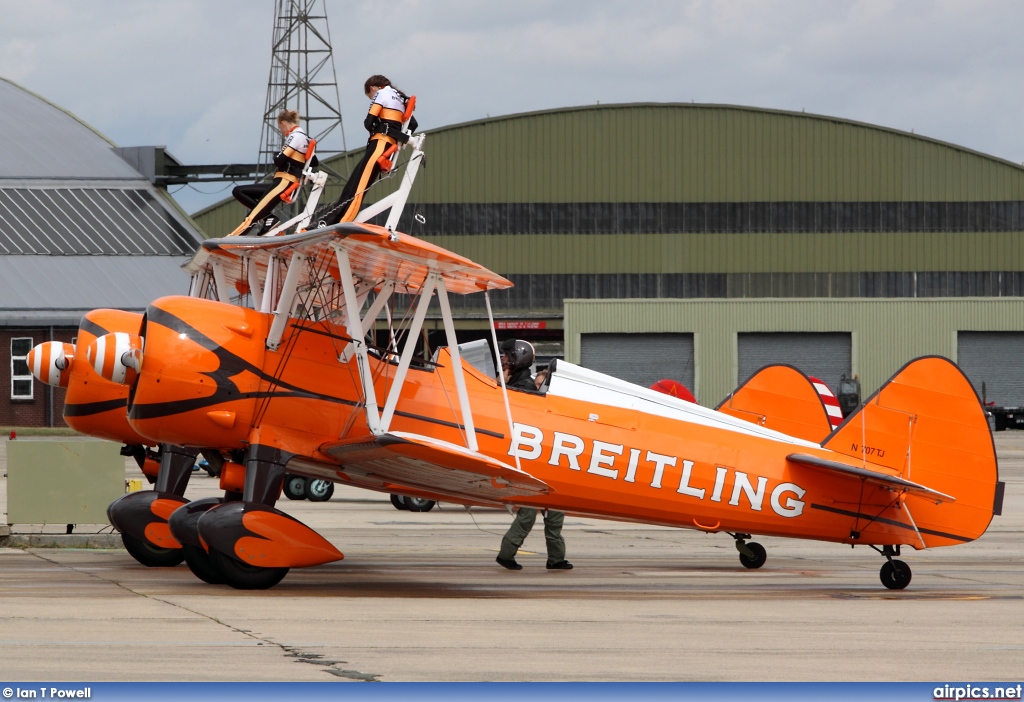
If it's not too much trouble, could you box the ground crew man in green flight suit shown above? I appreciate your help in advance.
[493,339,573,571]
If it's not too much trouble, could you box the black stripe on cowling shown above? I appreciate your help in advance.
[63,398,128,417]
[78,316,111,340]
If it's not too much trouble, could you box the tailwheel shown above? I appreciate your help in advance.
[732,533,767,569]
[208,548,289,590]
[738,542,767,569]
[880,559,912,590]
[121,532,184,567]
[182,544,224,585]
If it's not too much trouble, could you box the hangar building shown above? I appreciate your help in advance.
[193,103,1024,405]
[0,77,204,427]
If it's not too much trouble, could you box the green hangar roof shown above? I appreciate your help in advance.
[195,102,1024,231]
[193,103,1024,311]
[392,102,1024,203]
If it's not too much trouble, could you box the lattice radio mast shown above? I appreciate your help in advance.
[256,0,347,180]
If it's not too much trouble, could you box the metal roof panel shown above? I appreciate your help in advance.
[0,185,199,255]
[0,78,142,180]
[0,255,190,313]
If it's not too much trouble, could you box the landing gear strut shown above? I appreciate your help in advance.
[199,445,292,590]
[731,533,767,569]
[108,444,198,568]
[874,545,912,590]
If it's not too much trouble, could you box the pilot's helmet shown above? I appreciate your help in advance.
[499,338,535,372]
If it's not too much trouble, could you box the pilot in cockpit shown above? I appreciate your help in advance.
[499,339,535,392]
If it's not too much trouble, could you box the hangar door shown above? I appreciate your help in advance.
[737,332,851,393]
[580,333,694,391]
[957,332,1024,406]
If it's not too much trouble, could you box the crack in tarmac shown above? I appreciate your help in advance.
[26,550,382,682]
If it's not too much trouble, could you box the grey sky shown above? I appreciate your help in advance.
[2,0,1022,214]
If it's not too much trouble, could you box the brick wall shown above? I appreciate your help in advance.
[0,327,77,427]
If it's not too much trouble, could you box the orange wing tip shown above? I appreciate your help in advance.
[237,509,343,568]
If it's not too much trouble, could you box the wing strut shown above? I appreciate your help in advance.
[211,259,230,303]
[333,243,381,434]
[267,250,306,350]
[245,254,263,310]
[378,273,436,430]
[326,242,482,451]
[340,281,394,363]
[437,276,478,451]
[485,290,521,472]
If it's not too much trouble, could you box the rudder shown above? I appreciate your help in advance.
[822,356,999,547]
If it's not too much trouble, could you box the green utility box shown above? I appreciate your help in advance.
[6,439,124,525]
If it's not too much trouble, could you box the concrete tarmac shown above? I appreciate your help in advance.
[0,435,1022,682]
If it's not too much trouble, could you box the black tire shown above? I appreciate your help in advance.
[738,541,767,569]
[283,474,307,500]
[880,559,912,590]
[305,478,335,502]
[182,544,224,585]
[121,532,184,567]
[403,496,436,512]
[390,494,409,510]
[208,548,289,590]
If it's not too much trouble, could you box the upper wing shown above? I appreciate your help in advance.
[320,431,548,504]
[185,222,512,297]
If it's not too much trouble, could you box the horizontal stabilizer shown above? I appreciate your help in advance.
[321,431,548,503]
[786,453,954,504]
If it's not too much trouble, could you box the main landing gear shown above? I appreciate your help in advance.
[731,533,767,569]
[874,545,912,590]
[187,445,343,590]
[108,444,198,568]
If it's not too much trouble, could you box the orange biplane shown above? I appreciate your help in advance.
[28,119,1001,591]
[67,219,1002,591]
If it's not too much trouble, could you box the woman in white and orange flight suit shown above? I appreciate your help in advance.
[321,75,417,225]
[230,109,316,236]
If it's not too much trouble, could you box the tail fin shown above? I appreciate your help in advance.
[822,356,999,546]
[717,364,833,442]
